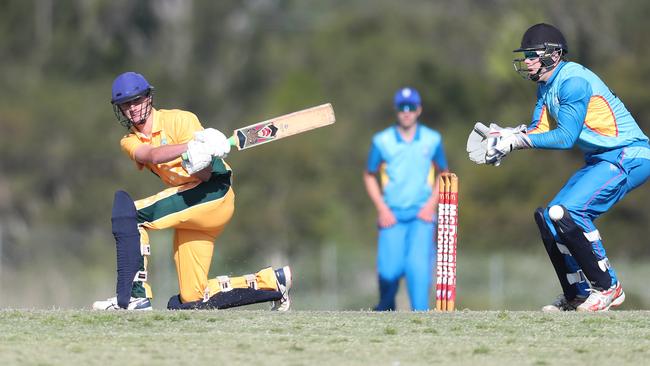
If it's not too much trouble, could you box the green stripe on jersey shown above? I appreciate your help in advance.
[137,170,232,223]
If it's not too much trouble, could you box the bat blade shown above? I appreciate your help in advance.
[228,103,336,150]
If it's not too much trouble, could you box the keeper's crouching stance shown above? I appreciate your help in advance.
[467,24,650,312]
[93,72,291,311]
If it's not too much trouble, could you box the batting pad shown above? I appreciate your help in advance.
[112,190,143,309]
[167,288,282,310]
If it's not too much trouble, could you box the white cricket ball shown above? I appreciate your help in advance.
[549,205,564,221]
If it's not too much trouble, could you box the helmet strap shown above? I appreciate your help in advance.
[532,49,562,82]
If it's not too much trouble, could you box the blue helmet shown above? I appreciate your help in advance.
[110,72,153,105]
[111,72,155,128]
[393,87,421,112]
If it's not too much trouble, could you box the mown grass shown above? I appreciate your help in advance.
[1,310,649,365]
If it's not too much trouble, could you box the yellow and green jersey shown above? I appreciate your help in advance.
[120,108,232,187]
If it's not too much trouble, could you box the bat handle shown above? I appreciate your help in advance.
[228,135,238,147]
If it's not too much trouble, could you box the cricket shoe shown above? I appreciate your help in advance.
[271,266,292,311]
[92,296,152,311]
[541,294,586,312]
[576,282,625,312]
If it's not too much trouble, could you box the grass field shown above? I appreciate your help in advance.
[1,310,649,365]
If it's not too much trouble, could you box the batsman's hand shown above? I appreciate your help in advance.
[182,140,213,175]
[485,124,532,166]
[466,122,491,164]
[194,128,231,159]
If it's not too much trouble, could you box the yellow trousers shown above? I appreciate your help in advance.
[133,179,277,302]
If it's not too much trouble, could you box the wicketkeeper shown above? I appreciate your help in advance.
[93,72,291,311]
[467,24,650,312]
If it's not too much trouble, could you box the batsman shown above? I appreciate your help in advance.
[93,72,291,311]
[467,24,650,312]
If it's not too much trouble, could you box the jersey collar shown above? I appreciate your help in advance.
[541,60,567,85]
[393,122,421,143]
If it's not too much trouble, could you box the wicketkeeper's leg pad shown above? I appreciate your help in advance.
[167,288,282,310]
[112,190,146,309]
[534,208,578,300]
[549,205,612,290]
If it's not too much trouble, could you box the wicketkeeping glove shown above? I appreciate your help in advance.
[485,123,532,166]
[466,122,491,164]
[194,128,231,159]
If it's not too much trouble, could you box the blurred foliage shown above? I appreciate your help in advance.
[1,0,650,308]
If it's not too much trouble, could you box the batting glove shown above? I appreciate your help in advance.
[182,140,213,175]
[194,128,231,159]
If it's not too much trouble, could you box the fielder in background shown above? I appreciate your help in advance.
[467,23,650,312]
[93,72,292,311]
[364,87,448,311]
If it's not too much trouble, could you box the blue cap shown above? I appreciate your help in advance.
[393,87,421,111]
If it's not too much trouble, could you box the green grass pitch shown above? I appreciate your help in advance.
[2,310,650,365]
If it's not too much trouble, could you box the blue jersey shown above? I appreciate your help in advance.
[527,61,649,158]
[367,123,447,219]
[527,61,650,298]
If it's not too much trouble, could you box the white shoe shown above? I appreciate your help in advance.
[271,266,292,311]
[576,282,625,312]
[541,294,586,312]
[92,296,152,311]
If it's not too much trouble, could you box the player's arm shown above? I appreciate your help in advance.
[133,143,187,165]
[417,186,439,222]
[527,77,591,149]
[418,142,448,221]
[363,170,396,228]
[526,95,547,134]
[472,79,590,165]
[364,140,396,228]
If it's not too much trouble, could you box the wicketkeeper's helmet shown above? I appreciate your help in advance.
[512,23,568,81]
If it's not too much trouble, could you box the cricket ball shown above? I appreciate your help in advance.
[549,205,564,221]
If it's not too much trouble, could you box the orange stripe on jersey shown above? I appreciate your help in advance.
[528,105,553,134]
[427,163,436,187]
[379,162,388,191]
[584,95,618,137]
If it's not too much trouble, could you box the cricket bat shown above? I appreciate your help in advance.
[227,103,336,150]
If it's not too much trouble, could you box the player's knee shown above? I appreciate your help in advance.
[548,205,589,234]
[547,203,583,223]
[548,205,611,289]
